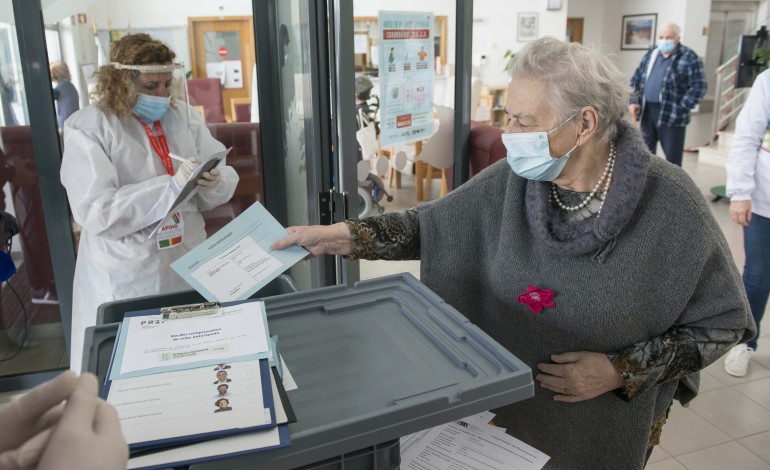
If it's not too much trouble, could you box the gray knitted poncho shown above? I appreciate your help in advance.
[418,121,754,469]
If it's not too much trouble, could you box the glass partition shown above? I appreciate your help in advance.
[351,1,457,281]
[36,0,266,371]
[0,2,67,375]
[352,0,457,220]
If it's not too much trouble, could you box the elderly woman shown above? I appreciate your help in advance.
[61,34,238,372]
[275,38,755,468]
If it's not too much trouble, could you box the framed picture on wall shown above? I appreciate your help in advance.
[517,13,538,42]
[621,13,657,50]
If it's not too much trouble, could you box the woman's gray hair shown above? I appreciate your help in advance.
[509,37,631,142]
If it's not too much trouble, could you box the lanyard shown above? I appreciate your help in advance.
[134,115,174,176]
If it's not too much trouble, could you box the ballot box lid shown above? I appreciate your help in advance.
[83,273,533,470]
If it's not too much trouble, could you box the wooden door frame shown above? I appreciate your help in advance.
[188,16,255,121]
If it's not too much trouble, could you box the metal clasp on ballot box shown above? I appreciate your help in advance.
[160,302,221,320]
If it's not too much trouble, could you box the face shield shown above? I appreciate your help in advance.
[110,62,190,127]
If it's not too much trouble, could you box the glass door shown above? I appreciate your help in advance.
[256,0,340,289]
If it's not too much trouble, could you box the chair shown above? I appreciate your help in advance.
[469,121,506,177]
[186,78,226,124]
[415,105,454,199]
[230,98,252,122]
[232,103,251,123]
[203,122,263,236]
[0,126,58,303]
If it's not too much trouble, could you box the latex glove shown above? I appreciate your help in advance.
[37,373,128,470]
[272,223,352,258]
[0,370,76,463]
[196,167,221,190]
[173,157,199,188]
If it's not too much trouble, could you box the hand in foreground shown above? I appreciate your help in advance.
[0,370,75,460]
[536,352,625,403]
[197,167,221,190]
[173,157,199,188]
[729,200,752,227]
[272,223,352,258]
[37,373,128,470]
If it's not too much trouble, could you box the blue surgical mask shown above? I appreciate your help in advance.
[657,39,676,54]
[502,115,579,181]
[133,93,171,124]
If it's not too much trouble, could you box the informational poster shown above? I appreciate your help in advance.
[378,11,434,147]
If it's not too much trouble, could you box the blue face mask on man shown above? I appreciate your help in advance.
[133,93,171,124]
[502,115,579,181]
[657,39,676,54]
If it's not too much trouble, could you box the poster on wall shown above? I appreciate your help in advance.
[378,11,435,147]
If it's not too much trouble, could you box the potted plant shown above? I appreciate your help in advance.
[503,49,516,75]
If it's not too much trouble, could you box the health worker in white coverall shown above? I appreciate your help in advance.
[61,34,238,371]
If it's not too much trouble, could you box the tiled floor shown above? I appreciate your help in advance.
[360,112,770,469]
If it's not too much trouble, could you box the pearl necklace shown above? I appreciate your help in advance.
[550,142,616,213]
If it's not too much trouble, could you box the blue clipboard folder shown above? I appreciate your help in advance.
[100,300,285,455]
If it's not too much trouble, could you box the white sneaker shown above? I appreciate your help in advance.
[724,344,753,377]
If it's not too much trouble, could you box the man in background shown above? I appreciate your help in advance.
[628,23,706,166]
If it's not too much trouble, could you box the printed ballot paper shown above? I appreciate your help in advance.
[400,413,549,470]
[171,201,307,302]
[108,360,273,447]
[110,301,271,379]
[101,299,290,457]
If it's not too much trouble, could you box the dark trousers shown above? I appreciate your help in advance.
[640,102,687,166]
[743,212,770,350]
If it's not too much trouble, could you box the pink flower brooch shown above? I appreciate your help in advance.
[517,285,555,313]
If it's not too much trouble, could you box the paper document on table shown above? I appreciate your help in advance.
[111,301,270,380]
[171,201,307,302]
[400,419,550,470]
[107,359,274,448]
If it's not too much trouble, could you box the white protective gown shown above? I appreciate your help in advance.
[61,102,239,372]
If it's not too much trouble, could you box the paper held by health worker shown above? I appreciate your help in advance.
[149,147,232,240]
[171,201,307,302]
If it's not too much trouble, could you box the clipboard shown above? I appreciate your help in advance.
[149,147,232,240]
[100,298,281,454]
[108,298,272,380]
[168,155,225,215]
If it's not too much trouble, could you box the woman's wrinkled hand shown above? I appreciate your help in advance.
[536,351,625,403]
[272,222,352,258]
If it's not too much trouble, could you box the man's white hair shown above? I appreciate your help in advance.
[659,23,681,38]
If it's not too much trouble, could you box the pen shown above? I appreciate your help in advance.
[168,153,187,163]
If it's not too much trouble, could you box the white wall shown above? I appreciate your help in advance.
[0,2,13,24]
[472,0,568,89]
[596,0,712,83]
[42,0,253,29]
[566,0,606,49]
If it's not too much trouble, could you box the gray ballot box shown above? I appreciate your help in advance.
[84,273,534,470]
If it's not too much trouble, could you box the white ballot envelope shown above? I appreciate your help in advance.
[170,201,307,302]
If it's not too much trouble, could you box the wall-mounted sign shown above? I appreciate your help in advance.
[378,11,435,147]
